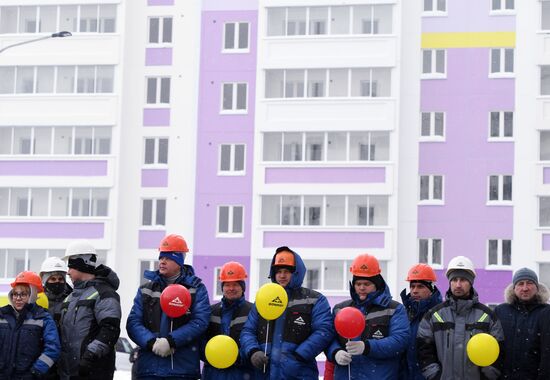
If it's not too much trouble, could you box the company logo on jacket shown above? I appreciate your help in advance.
[294,316,306,326]
[372,329,384,339]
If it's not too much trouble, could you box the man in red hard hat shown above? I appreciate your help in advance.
[127,234,210,379]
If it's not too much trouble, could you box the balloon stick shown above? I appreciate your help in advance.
[263,320,269,373]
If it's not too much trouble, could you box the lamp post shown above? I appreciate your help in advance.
[0,31,72,54]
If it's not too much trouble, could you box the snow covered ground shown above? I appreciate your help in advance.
[114,370,131,380]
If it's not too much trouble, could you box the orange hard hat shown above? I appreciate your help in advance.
[274,250,295,267]
[407,264,437,282]
[159,234,189,253]
[350,253,381,277]
[11,271,44,293]
[219,262,248,282]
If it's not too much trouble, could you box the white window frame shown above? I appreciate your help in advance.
[419,175,444,204]
[421,49,447,79]
[420,112,446,141]
[487,175,513,204]
[488,111,514,141]
[418,238,443,268]
[145,77,170,105]
[218,143,246,175]
[217,205,244,237]
[141,198,166,227]
[143,137,169,166]
[220,82,248,114]
[489,48,514,78]
[490,0,515,14]
[147,16,173,45]
[222,22,250,53]
[422,0,447,16]
[486,239,512,268]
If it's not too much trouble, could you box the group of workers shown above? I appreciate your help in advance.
[1,233,550,380]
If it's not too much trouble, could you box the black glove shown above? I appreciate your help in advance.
[30,367,45,379]
[250,350,269,369]
[78,350,96,377]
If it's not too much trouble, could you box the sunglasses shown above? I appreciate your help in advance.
[12,292,29,299]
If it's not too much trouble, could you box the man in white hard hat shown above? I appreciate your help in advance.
[58,240,121,380]
[416,255,504,380]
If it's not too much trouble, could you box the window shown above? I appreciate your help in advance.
[219,144,245,174]
[540,197,550,227]
[487,239,512,266]
[217,205,244,236]
[543,1,550,30]
[148,17,172,43]
[266,5,392,36]
[491,0,514,12]
[541,66,550,96]
[144,138,168,165]
[223,22,249,51]
[263,131,390,162]
[422,49,446,76]
[421,112,445,139]
[540,131,550,161]
[419,238,442,266]
[213,267,223,298]
[490,48,514,75]
[419,175,444,202]
[0,5,116,34]
[265,68,392,99]
[0,188,108,217]
[221,83,247,112]
[489,111,513,139]
[139,260,158,285]
[423,0,446,14]
[146,77,170,105]
[261,195,389,227]
[0,65,114,95]
[488,175,512,202]
[141,198,166,226]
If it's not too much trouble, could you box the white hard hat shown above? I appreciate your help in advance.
[63,239,96,259]
[40,257,68,277]
[446,256,476,278]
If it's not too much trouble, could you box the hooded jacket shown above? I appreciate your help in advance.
[0,302,60,380]
[494,283,549,380]
[399,286,442,380]
[416,287,505,380]
[240,250,334,380]
[58,265,121,379]
[328,280,410,380]
[126,264,211,379]
[202,294,255,380]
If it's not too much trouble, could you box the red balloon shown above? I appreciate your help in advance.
[160,284,191,318]
[334,307,365,339]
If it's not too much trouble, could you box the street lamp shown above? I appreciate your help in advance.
[0,31,72,54]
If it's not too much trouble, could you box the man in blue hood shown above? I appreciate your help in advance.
[328,253,409,380]
[240,246,333,379]
[127,234,211,379]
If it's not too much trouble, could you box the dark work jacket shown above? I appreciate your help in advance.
[202,295,255,380]
[531,305,550,379]
[44,283,72,380]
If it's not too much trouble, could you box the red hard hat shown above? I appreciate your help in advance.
[219,262,248,282]
[350,254,381,277]
[406,264,437,282]
[159,234,189,253]
[11,271,44,293]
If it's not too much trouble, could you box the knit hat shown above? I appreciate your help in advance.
[447,269,474,285]
[159,252,185,268]
[67,254,97,274]
[513,268,538,287]
[353,274,385,290]
[222,280,246,293]
[410,280,434,293]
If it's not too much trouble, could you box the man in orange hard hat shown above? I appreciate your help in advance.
[202,261,254,379]
[399,264,442,380]
[127,234,210,379]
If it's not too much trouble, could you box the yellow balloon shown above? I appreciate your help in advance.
[467,333,499,367]
[36,292,49,309]
[205,335,238,369]
[0,295,8,307]
[255,283,288,321]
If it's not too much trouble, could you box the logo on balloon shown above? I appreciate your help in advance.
[169,297,184,307]
[268,296,284,307]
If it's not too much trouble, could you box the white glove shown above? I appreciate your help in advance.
[335,350,352,366]
[152,338,174,357]
[345,340,365,355]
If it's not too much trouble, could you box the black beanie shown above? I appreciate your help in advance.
[222,280,246,293]
[353,274,385,290]
[410,280,434,293]
[67,255,97,274]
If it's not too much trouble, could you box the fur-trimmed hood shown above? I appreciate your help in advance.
[504,281,550,304]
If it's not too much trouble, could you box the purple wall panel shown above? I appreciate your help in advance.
[544,168,550,184]
[263,231,385,249]
[265,167,386,184]
[0,284,10,293]
[141,169,168,187]
[422,0,515,32]
[143,109,170,127]
[543,234,550,251]
[147,0,174,5]
[138,230,166,249]
[202,0,257,11]
[145,48,173,66]
[434,269,512,303]
[0,222,103,238]
[0,160,107,176]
